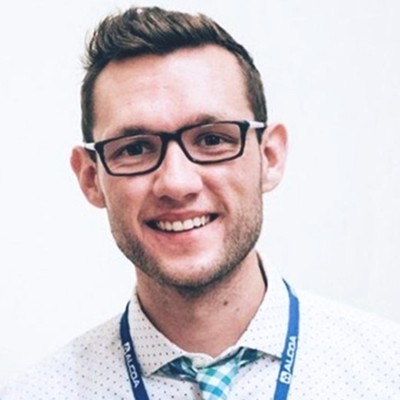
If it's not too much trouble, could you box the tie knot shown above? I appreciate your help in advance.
[159,347,262,400]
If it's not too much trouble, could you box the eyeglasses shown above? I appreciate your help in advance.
[83,120,266,176]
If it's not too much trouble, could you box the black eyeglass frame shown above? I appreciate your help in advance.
[83,120,266,177]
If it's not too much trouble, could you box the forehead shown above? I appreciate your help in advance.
[93,45,252,139]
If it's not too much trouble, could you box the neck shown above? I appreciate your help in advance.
[136,251,266,357]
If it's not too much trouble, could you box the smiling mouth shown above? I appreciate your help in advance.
[148,214,218,233]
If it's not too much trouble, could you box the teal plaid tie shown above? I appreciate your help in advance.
[159,347,262,400]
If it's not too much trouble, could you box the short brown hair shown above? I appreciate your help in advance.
[81,6,267,142]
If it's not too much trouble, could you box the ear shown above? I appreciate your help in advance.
[261,123,288,193]
[70,146,106,208]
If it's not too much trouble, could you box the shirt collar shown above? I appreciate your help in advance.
[236,258,289,359]
[127,256,289,376]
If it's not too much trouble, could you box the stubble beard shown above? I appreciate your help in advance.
[109,189,263,297]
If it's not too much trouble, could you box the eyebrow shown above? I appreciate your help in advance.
[112,113,227,138]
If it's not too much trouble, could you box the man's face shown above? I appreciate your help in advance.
[75,45,284,293]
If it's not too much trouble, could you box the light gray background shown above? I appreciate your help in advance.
[1,0,399,385]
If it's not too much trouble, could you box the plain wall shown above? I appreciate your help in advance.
[1,0,399,385]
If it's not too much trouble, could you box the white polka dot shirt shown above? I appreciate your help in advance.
[1,259,400,399]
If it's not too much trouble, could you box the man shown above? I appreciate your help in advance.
[1,6,399,400]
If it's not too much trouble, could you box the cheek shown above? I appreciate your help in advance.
[99,176,149,221]
[226,151,263,191]
[206,157,262,212]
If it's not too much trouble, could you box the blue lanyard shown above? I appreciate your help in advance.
[274,281,300,399]
[120,280,299,400]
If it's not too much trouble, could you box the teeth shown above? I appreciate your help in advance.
[165,221,172,231]
[172,221,183,231]
[183,219,194,230]
[156,215,211,232]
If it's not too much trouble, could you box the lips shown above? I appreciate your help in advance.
[148,214,217,233]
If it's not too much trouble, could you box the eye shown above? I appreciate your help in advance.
[120,141,148,156]
[194,131,238,148]
[116,138,157,158]
[201,134,227,146]
[105,136,160,162]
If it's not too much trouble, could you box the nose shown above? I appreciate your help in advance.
[152,141,203,202]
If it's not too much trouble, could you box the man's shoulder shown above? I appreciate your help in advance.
[0,314,124,400]
[40,313,123,366]
[299,289,400,335]
[283,289,400,397]
[298,289,400,360]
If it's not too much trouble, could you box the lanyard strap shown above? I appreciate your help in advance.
[120,281,299,400]
[273,280,300,400]
[120,305,150,400]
